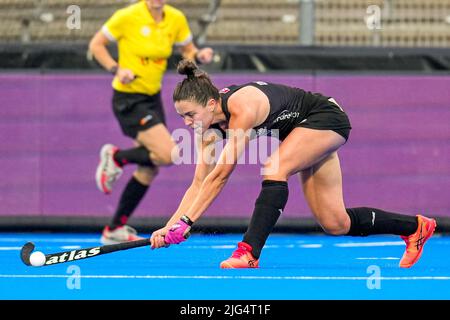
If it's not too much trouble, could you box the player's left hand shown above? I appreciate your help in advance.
[196,47,214,64]
[164,215,193,245]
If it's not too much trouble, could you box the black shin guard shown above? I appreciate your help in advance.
[243,180,289,259]
[110,176,149,229]
[346,207,418,237]
[113,146,154,167]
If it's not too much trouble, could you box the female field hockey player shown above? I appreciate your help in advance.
[150,60,436,269]
[89,0,213,244]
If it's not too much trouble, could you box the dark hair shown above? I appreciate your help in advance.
[173,59,220,106]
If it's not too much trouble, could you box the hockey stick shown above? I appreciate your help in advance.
[20,238,151,267]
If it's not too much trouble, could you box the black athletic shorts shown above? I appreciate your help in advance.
[112,90,166,139]
[295,97,352,141]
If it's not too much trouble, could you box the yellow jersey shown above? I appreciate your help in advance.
[102,2,192,95]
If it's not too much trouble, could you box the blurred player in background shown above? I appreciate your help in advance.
[150,60,436,269]
[89,0,213,244]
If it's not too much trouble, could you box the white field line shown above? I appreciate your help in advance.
[334,241,405,247]
[0,274,449,281]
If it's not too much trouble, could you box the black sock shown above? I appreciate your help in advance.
[243,180,289,259]
[109,176,149,229]
[113,146,153,167]
[346,207,418,237]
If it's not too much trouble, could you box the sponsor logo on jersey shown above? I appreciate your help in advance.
[273,110,301,124]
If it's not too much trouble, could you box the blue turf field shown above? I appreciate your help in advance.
[0,232,449,300]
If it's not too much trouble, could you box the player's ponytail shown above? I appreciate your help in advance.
[173,59,219,106]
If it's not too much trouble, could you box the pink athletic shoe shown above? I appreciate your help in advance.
[220,242,259,269]
[399,215,437,268]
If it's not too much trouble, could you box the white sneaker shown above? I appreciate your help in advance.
[95,144,123,194]
[100,225,144,245]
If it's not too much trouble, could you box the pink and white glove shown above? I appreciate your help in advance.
[164,215,193,245]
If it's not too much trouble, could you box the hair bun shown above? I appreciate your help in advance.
[177,59,198,78]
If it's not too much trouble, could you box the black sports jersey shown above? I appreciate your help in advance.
[217,81,348,140]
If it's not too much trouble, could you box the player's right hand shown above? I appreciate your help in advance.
[150,226,170,249]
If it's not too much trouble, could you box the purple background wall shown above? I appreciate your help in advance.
[0,73,449,220]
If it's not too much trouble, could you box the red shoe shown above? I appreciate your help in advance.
[399,215,436,268]
[220,242,259,269]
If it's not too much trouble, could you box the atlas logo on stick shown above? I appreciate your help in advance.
[21,238,152,267]
[45,247,101,265]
